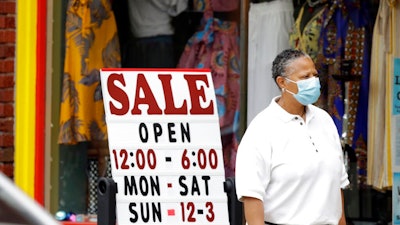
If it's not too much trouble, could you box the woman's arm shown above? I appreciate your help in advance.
[338,189,347,225]
[242,196,265,225]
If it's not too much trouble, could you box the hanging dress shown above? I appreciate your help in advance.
[59,0,121,144]
[318,0,372,187]
[177,0,240,178]
[367,0,400,190]
[247,0,294,126]
[289,1,328,110]
[289,2,326,61]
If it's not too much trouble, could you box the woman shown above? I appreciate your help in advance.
[235,49,349,225]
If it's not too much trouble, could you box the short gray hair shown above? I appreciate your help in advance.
[272,49,310,84]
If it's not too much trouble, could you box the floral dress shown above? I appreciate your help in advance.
[59,0,121,144]
[178,0,240,177]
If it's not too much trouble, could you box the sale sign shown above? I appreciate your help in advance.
[100,68,230,225]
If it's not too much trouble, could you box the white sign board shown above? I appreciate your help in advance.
[100,68,229,225]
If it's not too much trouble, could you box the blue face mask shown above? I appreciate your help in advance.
[284,77,321,105]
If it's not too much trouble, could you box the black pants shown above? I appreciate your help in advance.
[265,222,279,225]
[122,35,176,68]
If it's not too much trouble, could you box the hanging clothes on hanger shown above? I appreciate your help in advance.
[246,0,294,126]
[59,0,121,144]
[290,1,327,61]
[367,0,400,190]
[177,0,240,178]
[123,0,188,68]
[318,0,372,188]
[289,0,328,110]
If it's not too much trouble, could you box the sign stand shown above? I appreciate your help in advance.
[97,177,243,225]
[223,177,243,225]
[97,177,117,225]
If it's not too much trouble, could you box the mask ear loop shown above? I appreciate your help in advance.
[284,88,296,96]
[282,77,296,95]
[284,77,296,84]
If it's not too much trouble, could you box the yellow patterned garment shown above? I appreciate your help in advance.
[289,3,328,110]
[289,3,326,62]
[59,0,121,144]
[367,0,400,190]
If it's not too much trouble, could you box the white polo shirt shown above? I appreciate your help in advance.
[236,96,349,225]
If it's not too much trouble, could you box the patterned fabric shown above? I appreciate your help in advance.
[177,11,241,178]
[289,2,328,110]
[318,0,372,187]
[289,3,326,62]
[59,0,121,144]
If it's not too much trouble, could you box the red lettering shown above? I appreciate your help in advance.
[131,73,162,115]
[108,73,129,115]
[159,74,188,114]
[107,73,215,116]
[184,74,214,114]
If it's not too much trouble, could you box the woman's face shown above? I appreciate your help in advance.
[282,56,318,94]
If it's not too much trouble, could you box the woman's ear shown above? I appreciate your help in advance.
[276,76,286,90]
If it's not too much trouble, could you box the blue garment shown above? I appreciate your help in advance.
[318,0,372,187]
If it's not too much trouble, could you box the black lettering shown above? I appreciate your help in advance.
[139,176,149,195]
[124,176,160,196]
[191,176,200,195]
[129,202,162,223]
[179,176,211,196]
[181,122,190,142]
[152,202,162,222]
[139,123,148,142]
[202,176,211,195]
[168,123,177,142]
[129,202,139,223]
[153,123,162,143]
[150,176,161,196]
[138,176,161,196]
[395,75,400,85]
[141,202,150,222]
[124,176,138,195]
[179,176,188,195]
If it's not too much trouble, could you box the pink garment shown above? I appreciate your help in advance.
[177,11,240,178]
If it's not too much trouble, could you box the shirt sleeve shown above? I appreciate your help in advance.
[340,163,350,188]
[235,123,271,202]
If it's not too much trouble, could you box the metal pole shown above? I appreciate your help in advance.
[239,0,249,138]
